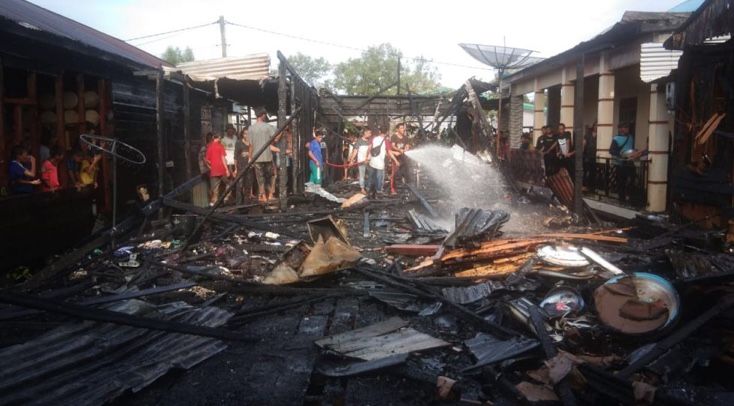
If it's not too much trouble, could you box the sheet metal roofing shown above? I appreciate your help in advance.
[173,54,271,81]
[0,300,231,406]
[0,0,167,69]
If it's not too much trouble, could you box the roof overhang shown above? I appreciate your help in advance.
[664,0,734,49]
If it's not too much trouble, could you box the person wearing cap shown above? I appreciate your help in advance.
[205,133,230,206]
[249,108,279,202]
[308,130,325,185]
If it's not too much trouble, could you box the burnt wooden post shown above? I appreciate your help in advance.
[290,73,297,194]
[278,60,288,210]
[54,73,65,148]
[183,82,192,182]
[0,57,6,187]
[573,55,585,216]
[76,73,85,135]
[155,71,166,208]
[98,79,112,212]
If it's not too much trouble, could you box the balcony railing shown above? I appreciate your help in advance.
[506,149,649,209]
[587,157,649,210]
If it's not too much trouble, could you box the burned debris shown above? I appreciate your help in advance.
[2,138,733,405]
[1,0,734,405]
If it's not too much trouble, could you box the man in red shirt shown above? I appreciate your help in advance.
[41,146,63,192]
[205,133,230,206]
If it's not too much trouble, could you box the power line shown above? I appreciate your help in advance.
[224,19,490,72]
[225,20,363,52]
[126,21,217,42]
[122,18,492,72]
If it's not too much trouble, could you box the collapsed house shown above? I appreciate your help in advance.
[0,1,733,405]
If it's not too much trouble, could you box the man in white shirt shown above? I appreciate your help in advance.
[221,124,237,175]
[366,127,398,198]
[349,128,372,194]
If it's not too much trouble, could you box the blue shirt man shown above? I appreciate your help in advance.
[610,124,635,166]
[308,130,324,185]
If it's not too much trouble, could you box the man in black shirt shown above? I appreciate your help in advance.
[535,126,559,176]
[556,123,574,175]
[389,123,411,195]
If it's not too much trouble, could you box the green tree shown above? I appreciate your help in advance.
[161,46,195,66]
[286,53,332,87]
[333,43,441,95]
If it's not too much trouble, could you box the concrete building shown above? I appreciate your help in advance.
[504,11,689,216]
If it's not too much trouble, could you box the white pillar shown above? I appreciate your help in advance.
[647,83,670,212]
[597,53,615,159]
[533,89,545,145]
[560,69,575,128]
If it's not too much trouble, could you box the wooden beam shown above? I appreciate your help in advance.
[55,73,65,148]
[27,72,39,159]
[155,71,165,204]
[277,60,288,210]
[76,73,85,133]
[0,57,5,187]
[98,79,111,213]
[2,97,35,105]
[183,82,192,181]
[13,104,22,144]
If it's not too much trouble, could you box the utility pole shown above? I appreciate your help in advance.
[218,16,227,57]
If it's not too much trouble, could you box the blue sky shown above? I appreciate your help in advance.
[30,0,689,87]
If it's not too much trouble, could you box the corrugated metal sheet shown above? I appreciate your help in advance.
[640,42,683,82]
[174,54,271,81]
[442,282,494,304]
[463,333,539,372]
[0,300,231,406]
[315,317,449,361]
[0,0,166,69]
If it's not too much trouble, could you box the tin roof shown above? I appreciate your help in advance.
[0,0,167,69]
[173,54,271,81]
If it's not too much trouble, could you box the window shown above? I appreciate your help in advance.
[618,97,637,127]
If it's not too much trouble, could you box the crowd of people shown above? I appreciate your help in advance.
[200,116,416,206]
[528,121,642,204]
[200,108,294,206]
[7,127,104,196]
[341,123,412,199]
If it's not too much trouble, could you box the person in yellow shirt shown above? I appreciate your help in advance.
[80,153,101,187]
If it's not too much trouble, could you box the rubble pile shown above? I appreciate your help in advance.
[1,172,733,405]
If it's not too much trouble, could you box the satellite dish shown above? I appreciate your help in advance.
[459,44,543,72]
[459,42,543,155]
[79,134,146,165]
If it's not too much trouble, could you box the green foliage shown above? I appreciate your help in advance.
[287,53,332,87]
[332,43,441,96]
[161,46,195,66]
